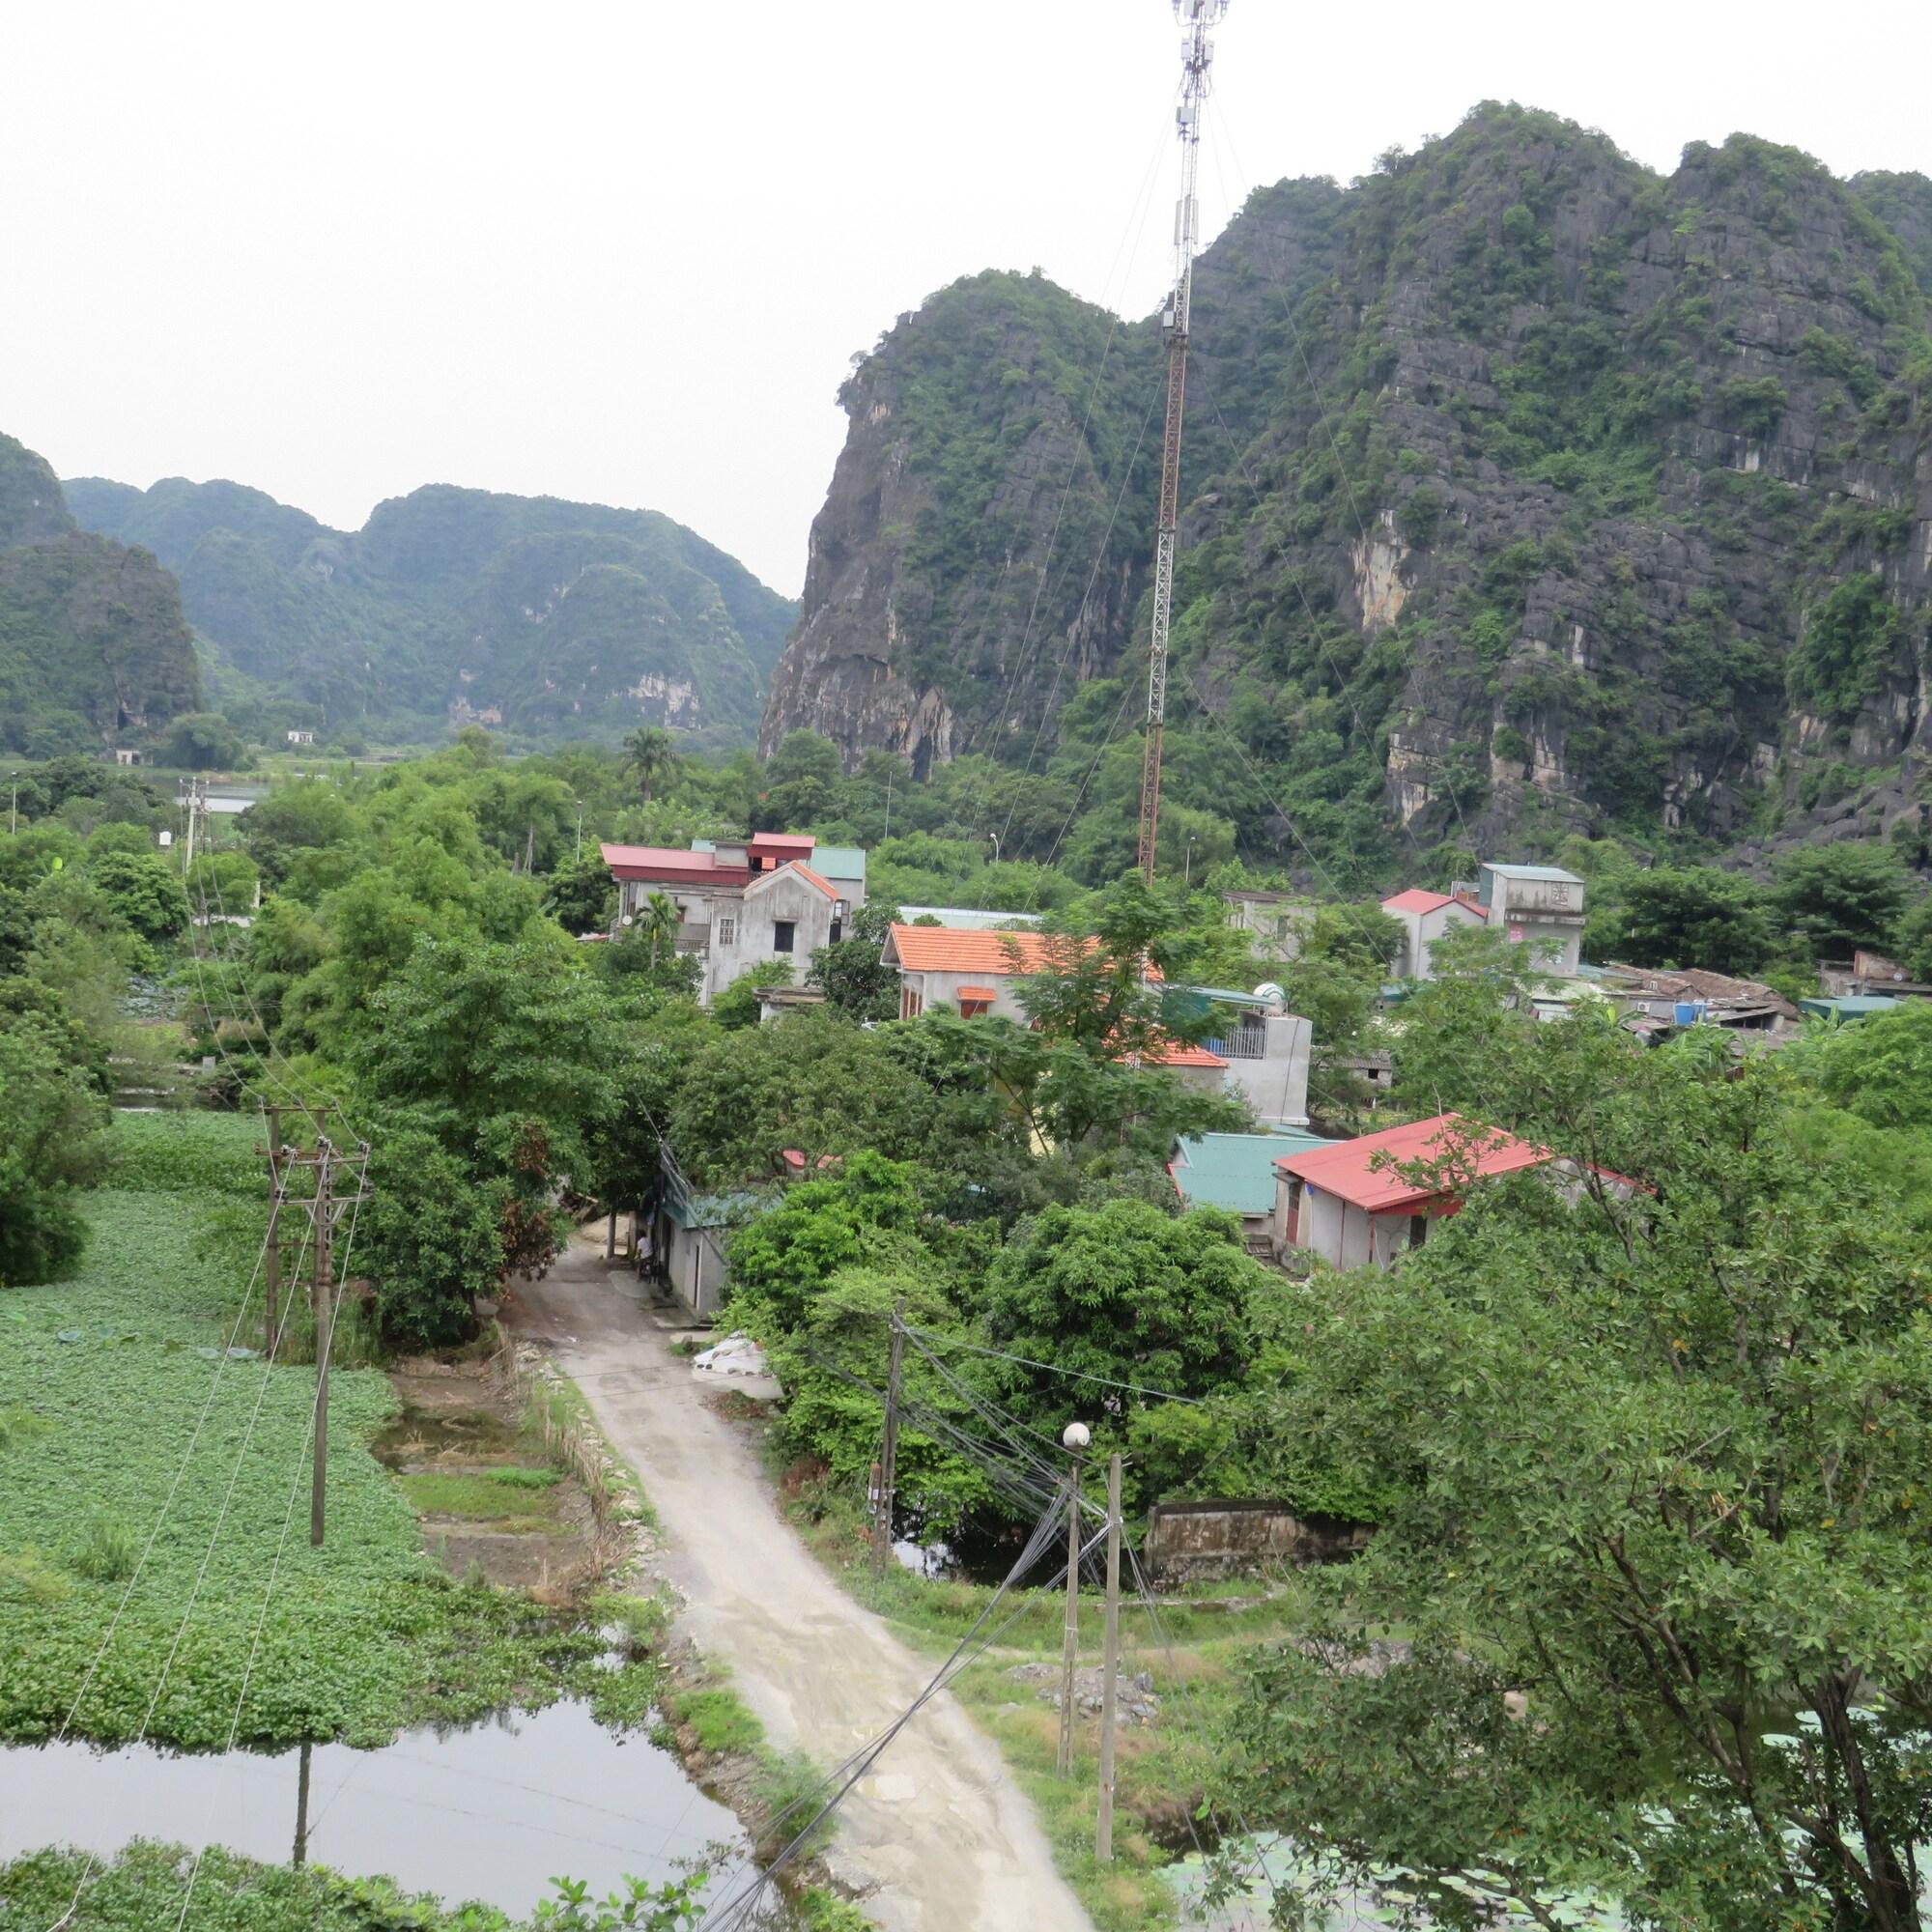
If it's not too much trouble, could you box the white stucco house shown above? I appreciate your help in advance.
[1380,888,1487,980]
[602,833,855,1007]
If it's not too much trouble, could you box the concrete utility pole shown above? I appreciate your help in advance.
[871,1302,907,1583]
[8,771,16,835]
[1096,1451,1123,1860]
[263,1105,283,1357]
[1056,1421,1091,1776]
[310,1134,335,1548]
[1136,0,1229,886]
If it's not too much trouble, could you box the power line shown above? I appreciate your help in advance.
[903,1323,1208,1407]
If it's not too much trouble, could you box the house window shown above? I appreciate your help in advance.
[901,985,924,1020]
[716,916,736,947]
[1407,1213,1429,1250]
[773,920,795,954]
[959,998,991,1019]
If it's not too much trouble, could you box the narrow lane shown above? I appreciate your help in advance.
[508,1233,1095,1932]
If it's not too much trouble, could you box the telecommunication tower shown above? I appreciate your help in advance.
[1136,0,1227,886]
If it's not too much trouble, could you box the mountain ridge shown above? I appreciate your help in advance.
[65,474,798,749]
[760,104,1932,873]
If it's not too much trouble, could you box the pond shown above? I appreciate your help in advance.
[0,1697,801,1924]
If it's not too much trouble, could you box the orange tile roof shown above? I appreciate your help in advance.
[887,923,1059,974]
[1145,1038,1229,1068]
[787,862,838,901]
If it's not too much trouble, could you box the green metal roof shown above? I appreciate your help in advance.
[812,844,867,881]
[1800,995,1902,1023]
[1171,1129,1334,1217]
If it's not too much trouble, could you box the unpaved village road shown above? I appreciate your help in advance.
[509,1233,1096,1932]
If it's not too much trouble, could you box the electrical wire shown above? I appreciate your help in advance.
[903,1323,1208,1407]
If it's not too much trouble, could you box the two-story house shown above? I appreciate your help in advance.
[879,922,1314,1126]
[1460,863,1587,977]
[601,833,853,1006]
[1380,888,1487,980]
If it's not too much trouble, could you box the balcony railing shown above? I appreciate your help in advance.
[1204,1026,1266,1061]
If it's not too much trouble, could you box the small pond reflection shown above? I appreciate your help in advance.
[0,1697,796,1922]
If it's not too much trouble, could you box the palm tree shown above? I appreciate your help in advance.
[622,726,680,807]
[638,891,681,969]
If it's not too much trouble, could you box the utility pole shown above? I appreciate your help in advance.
[310,1133,336,1548]
[263,1105,283,1357]
[1095,1451,1123,1860]
[1056,1421,1091,1776]
[292,1739,312,1866]
[574,798,584,862]
[8,771,16,835]
[1135,0,1228,887]
[871,1302,906,1583]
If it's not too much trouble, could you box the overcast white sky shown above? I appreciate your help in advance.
[2,1,1924,597]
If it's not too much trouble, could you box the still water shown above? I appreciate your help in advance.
[0,1697,786,1920]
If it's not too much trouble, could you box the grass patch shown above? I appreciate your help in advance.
[665,1682,765,1756]
[396,1470,564,1520]
[0,1117,636,1752]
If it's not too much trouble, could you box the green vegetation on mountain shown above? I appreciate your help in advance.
[765,106,1932,882]
[0,435,201,759]
[64,476,797,752]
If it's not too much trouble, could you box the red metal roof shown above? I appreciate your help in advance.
[1381,888,1459,916]
[1274,1111,1550,1212]
[601,841,750,885]
[750,833,816,860]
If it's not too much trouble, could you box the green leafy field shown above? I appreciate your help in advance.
[0,1113,613,1750]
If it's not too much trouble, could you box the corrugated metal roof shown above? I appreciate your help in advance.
[1483,863,1584,883]
[1382,888,1458,915]
[1801,995,1903,1021]
[1172,1129,1335,1217]
[1276,1112,1550,1212]
[812,844,867,880]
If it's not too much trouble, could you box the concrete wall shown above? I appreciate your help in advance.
[668,1223,729,1321]
[619,871,838,1006]
[902,967,1029,1021]
[1221,1012,1311,1125]
[1145,1499,1372,1580]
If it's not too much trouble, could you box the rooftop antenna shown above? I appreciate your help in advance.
[1136,0,1227,887]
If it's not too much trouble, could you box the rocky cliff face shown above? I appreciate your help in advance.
[65,478,796,747]
[0,435,200,755]
[762,106,1932,870]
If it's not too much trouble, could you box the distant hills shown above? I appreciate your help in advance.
[762,104,1932,865]
[0,436,200,758]
[63,476,797,750]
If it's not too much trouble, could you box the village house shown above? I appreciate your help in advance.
[1602,964,1800,1042]
[601,833,857,1007]
[1170,1127,1334,1251]
[1272,1111,1587,1271]
[1221,889,1312,963]
[285,729,316,746]
[1380,887,1486,980]
[880,922,1315,1125]
[1817,950,1932,1004]
[1457,862,1587,976]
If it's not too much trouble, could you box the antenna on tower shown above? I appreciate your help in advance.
[1136,0,1227,887]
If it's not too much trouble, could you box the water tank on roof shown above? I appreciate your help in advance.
[1673,1000,1705,1027]
[1254,981,1286,1013]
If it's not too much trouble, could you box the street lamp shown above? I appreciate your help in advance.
[987,830,1002,866]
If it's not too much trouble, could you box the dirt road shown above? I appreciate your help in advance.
[509,1234,1095,1932]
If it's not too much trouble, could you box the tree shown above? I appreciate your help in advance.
[81,849,189,949]
[541,850,615,935]
[621,726,681,807]
[1802,998,1932,1130]
[1225,1026,1932,1932]
[155,711,249,771]
[982,1199,1264,1415]
[1774,840,1913,960]
[0,1024,110,1283]
[1598,865,1776,973]
[807,900,901,1021]
[358,1128,505,1348]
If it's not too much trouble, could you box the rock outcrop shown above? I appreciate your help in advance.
[0,434,200,755]
[761,106,1932,869]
